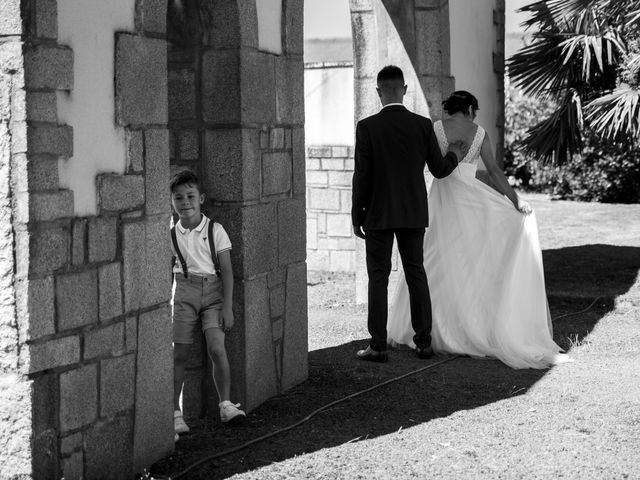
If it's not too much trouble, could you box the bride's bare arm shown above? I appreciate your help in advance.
[479,134,529,213]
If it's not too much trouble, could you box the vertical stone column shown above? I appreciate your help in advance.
[350,0,453,303]
[192,0,308,414]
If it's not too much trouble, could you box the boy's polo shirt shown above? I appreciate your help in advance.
[172,215,231,276]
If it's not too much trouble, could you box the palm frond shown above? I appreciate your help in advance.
[586,85,640,140]
[522,90,584,164]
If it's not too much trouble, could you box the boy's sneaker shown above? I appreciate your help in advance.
[174,410,190,434]
[219,401,246,423]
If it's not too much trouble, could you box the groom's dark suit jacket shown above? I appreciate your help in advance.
[351,105,458,230]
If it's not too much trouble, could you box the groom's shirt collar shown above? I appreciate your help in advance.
[381,103,404,110]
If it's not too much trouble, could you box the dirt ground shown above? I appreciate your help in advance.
[151,194,640,480]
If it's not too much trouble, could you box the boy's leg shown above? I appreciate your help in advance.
[173,343,190,410]
[204,327,231,402]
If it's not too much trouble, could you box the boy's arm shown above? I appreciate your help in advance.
[219,250,234,330]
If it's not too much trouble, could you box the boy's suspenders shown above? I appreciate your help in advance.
[171,218,221,278]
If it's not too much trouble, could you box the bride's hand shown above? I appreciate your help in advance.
[517,199,532,215]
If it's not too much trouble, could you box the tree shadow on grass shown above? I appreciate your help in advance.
[151,244,640,480]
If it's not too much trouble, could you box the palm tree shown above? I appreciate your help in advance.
[508,0,640,163]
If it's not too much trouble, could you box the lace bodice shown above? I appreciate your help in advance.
[434,120,485,166]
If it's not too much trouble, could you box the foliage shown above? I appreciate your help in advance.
[508,0,640,163]
[504,78,640,203]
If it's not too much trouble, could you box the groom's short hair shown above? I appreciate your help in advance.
[377,65,405,92]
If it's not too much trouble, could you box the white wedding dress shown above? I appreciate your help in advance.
[387,120,569,369]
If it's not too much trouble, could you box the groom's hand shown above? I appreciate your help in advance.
[447,140,466,162]
[353,225,366,240]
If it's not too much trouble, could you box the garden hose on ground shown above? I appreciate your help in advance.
[168,355,460,479]
[161,296,604,480]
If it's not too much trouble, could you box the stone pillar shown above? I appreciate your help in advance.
[171,0,308,416]
[493,0,506,168]
[350,0,453,304]
[0,1,174,478]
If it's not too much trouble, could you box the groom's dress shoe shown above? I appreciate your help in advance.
[357,346,388,363]
[415,346,434,359]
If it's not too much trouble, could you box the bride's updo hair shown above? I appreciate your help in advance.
[442,91,479,115]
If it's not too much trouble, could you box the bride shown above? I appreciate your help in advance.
[387,91,569,369]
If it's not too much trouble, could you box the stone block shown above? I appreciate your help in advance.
[28,125,73,157]
[306,157,320,170]
[202,129,261,202]
[275,55,305,124]
[86,416,133,480]
[202,50,240,124]
[138,0,166,33]
[59,364,98,431]
[243,276,277,410]
[323,158,345,171]
[269,128,285,149]
[60,432,82,455]
[345,158,355,170]
[26,156,59,191]
[0,0,21,35]
[328,171,352,187]
[267,268,286,288]
[278,198,306,266]
[206,0,243,49]
[262,152,292,196]
[88,216,117,265]
[307,146,332,158]
[31,0,57,39]
[330,250,355,272]
[127,130,144,172]
[240,50,276,123]
[317,213,327,234]
[178,130,199,161]
[145,129,170,215]
[0,40,22,73]
[306,250,329,271]
[71,217,86,265]
[272,317,284,342]
[133,307,174,472]
[122,218,171,312]
[115,34,167,125]
[168,68,196,120]
[26,91,57,122]
[260,130,269,149]
[99,262,123,321]
[19,276,54,340]
[284,0,303,55]
[269,284,285,319]
[125,316,137,352]
[306,171,328,186]
[31,373,59,478]
[416,11,445,76]
[416,0,441,8]
[282,262,308,389]
[29,190,73,222]
[351,13,379,79]
[24,45,73,90]
[97,174,145,213]
[306,217,318,250]
[239,203,277,277]
[326,214,352,237]
[308,188,340,211]
[100,354,135,417]
[61,451,83,480]
[56,269,98,331]
[340,190,352,213]
[292,127,305,197]
[328,237,356,250]
[84,322,124,360]
[30,226,68,274]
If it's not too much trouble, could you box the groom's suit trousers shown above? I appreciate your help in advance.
[365,228,432,351]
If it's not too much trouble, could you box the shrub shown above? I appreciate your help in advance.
[504,78,640,203]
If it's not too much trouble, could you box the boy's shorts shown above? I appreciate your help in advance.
[172,274,224,344]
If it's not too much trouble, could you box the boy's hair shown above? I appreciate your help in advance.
[170,170,201,193]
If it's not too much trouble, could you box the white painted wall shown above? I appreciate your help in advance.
[57,0,135,216]
[305,66,354,146]
[257,0,282,55]
[450,0,500,170]
[304,0,351,39]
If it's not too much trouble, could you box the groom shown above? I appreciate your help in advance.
[352,65,461,362]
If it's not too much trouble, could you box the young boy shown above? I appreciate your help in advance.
[170,170,245,437]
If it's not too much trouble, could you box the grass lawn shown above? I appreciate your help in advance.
[152,193,640,480]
